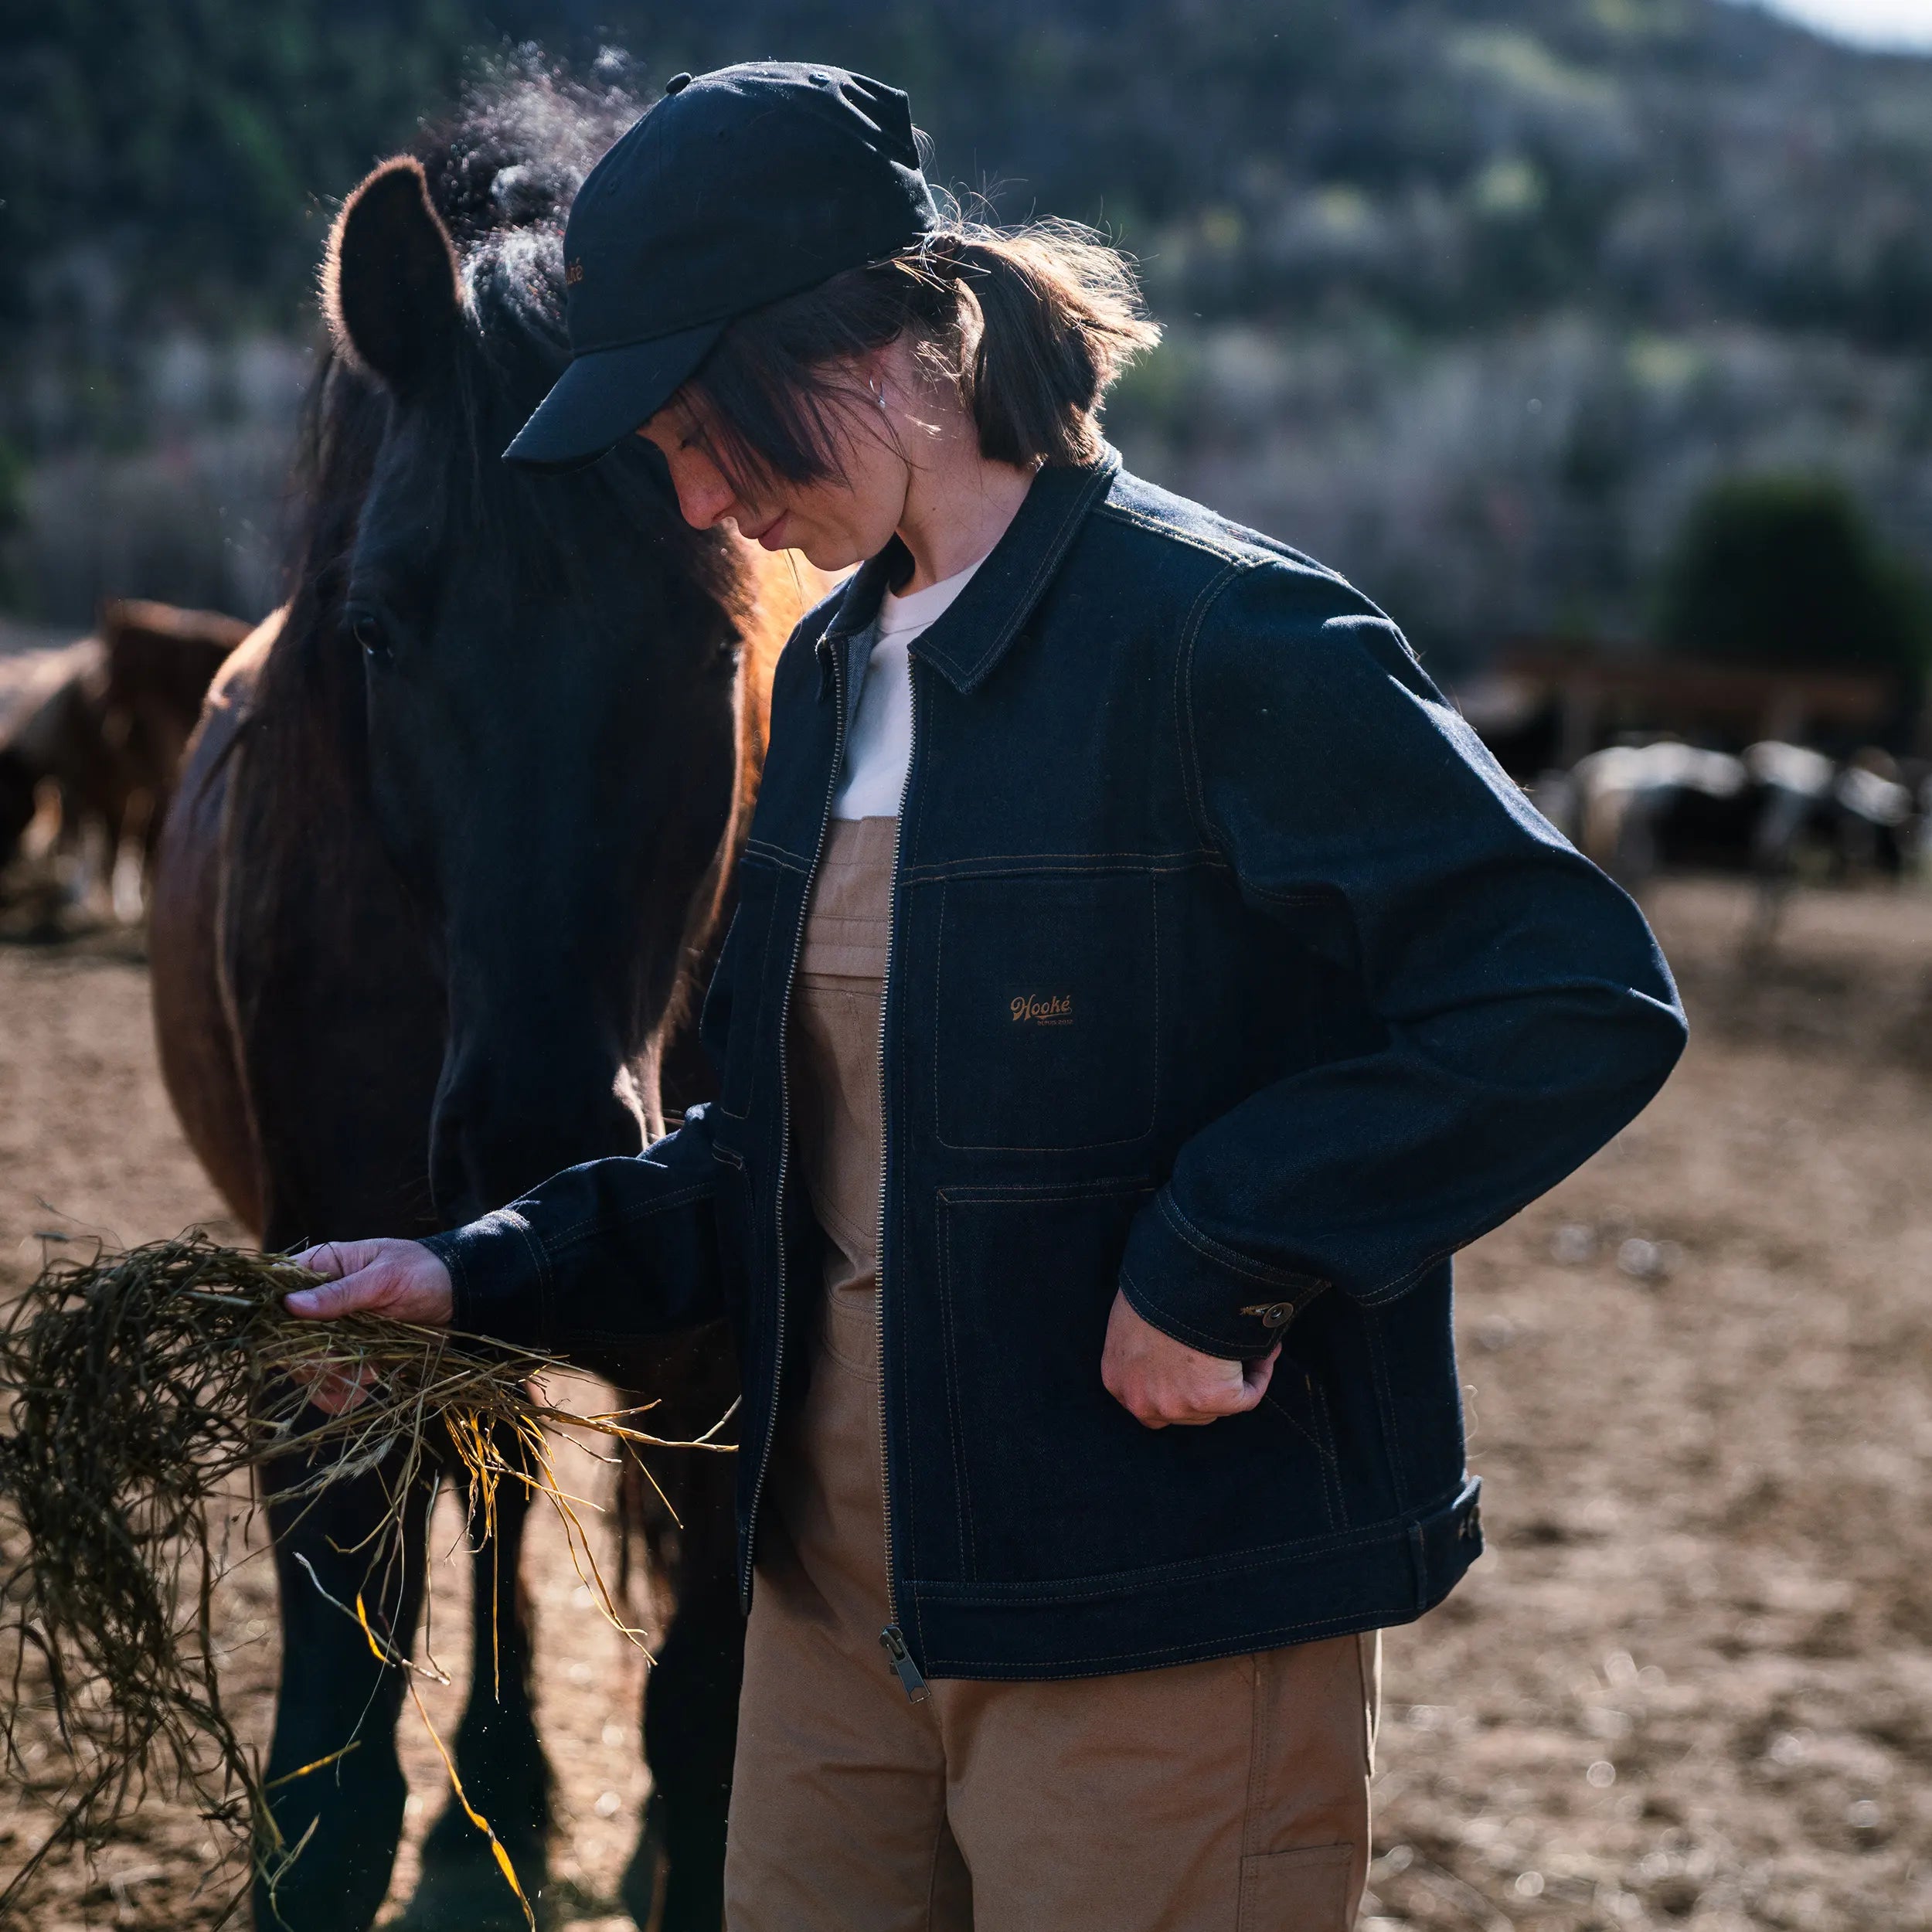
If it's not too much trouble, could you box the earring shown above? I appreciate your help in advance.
[870,378,886,410]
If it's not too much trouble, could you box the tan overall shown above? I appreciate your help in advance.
[723,816,1380,1931]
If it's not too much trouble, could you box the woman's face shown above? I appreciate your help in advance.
[638,358,909,571]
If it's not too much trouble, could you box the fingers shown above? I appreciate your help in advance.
[288,1239,377,1283]
[1240,1343,1282,1404]
[1150,1344,1280,1426]
[1104,1355,1260,1428]
[1126,1376,1264,1429]
[281,1239,455,1328]
[309,1362,379,1416]
[283,1270,389,1321]
[281,1238,454,1417]
[1100,1289,1281,1429]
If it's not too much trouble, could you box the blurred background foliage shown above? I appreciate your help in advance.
[1658,474,1931,675]
[4,0,1931,687]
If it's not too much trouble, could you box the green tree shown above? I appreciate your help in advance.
[1655,474,1931,684]
[0,0,479,334]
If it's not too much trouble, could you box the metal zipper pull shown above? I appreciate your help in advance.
[879,1624,930,1702]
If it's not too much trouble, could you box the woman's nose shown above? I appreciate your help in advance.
[673,468,739,532]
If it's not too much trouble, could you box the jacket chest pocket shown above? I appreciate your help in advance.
[933,871,1158,1151]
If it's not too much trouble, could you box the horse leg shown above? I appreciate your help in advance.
[254,1422,433,1932]
[621,1450,743,1932]
[403,1442,552,1930]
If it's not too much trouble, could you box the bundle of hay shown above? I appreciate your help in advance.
[0,1233,687,1921]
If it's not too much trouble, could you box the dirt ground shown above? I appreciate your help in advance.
[0,876,1928,1930]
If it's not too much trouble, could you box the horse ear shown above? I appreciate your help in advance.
[323,157,461,395]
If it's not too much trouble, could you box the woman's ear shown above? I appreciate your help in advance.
[322,157,462,397]
[866,337,919,411]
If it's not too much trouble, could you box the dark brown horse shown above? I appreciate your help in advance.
[148,77,819,1931]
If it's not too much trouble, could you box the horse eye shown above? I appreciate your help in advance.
[346,608,390,662]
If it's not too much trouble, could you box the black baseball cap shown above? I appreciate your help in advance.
[504,62,940,471]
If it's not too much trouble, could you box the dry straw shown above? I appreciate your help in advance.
[0,1232,716,1925]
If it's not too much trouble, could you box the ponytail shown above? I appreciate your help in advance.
[915,222,1160,468]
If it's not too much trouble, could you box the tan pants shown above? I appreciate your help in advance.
[723,819,1379,1930]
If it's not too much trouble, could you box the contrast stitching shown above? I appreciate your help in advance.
[937,1179,1155,1208]
[1092,500,1255,565]
[1117,1264,1243,1358]
[934,1198,977,1581]
[1238,881,1335,909]
[541,1182,716,1255]
[715,870,784,1123]
[1257,1391,1339,1534]
[511,1216,553,1338]
[899,848,1222,879]
[1149,876,1163,1127]
[1306,1372,1349,1529]
[892,721,922,1600]
[741,838,811,875]
[1363,1311,1410,1510]
[950,461,1118,688]
[1175,558,1250,848]
[906,1488,1470,1601]
[903,658,930,866]
[1356,1243,1458,1305]
[930,879,946,1153]
[1155,1190,1327,1291]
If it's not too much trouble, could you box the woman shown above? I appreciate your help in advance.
[290,62,1685,1930]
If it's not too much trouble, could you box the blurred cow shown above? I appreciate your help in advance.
[0,599,249,914]
[1570,741,1754,883]
[1565,736,1920,920]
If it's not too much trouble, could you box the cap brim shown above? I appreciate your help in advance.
[502,320,726,471]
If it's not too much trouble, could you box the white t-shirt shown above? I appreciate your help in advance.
[831,556,983,820]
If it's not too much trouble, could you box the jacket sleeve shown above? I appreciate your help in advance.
[421,906,752,1364]
[1117,559,1687,1359]
[423,1105,727,1366]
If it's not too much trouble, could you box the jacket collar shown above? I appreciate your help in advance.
[817,444,1121,696]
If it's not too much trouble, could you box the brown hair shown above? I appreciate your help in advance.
[679,215,1161,498]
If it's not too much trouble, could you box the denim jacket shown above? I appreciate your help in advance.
[429,450,1685,1682]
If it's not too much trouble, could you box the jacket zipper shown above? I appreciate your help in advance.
[875,653,927,1702]
[740,641,850,1607]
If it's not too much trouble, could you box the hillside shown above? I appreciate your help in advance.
[5,0,1932,654]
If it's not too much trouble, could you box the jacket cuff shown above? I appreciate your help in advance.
[422,1208,555,1355]
[1118,1187,1328,1359]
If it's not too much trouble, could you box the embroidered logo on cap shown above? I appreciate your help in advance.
[566,259,585,285]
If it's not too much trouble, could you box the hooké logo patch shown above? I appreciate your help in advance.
[1010,992,1074,1026]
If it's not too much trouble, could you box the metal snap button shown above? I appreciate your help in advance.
[1241,1301,1294,1330]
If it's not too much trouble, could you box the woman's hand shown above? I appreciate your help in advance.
[1101,1290,1279,1428]
[285,1239,454,1324]
[282,1239,455,1414]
